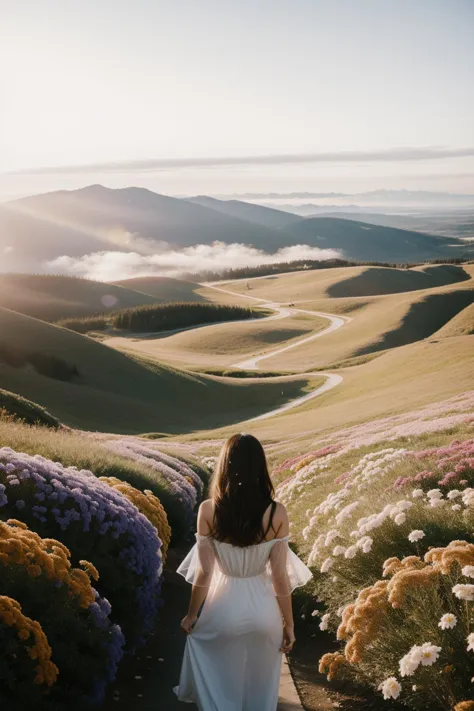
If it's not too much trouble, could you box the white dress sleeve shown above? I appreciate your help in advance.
[268,537,312,597]
[176,534,217,588]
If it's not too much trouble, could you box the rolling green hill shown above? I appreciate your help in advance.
[111,276,206,302]
[0,307,317,433]
[0,273,160,321]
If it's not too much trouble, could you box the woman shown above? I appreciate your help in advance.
[174,433,312,711]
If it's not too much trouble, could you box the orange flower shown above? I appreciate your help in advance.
[319,652,346,681]
[100,477,171,563]
[0,596,58,688]
[0,521,96,608]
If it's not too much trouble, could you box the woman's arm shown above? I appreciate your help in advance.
[270,504,296,652]
[181,500,214,634]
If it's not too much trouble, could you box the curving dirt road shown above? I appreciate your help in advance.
[203,282,349,420]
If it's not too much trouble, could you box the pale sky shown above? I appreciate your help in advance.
[1,0,473,200]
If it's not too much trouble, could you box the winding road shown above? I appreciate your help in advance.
[202,281,349,421]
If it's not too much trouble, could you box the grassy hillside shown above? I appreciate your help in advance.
[435,302,474,337]
[222,264,472,301]
[189,336,474,461]
[0,307,318,433]
[103,311,328,369]
[0,389,60,427]
[0,273,159,321]
[111,276,206,302]
[203,265,474,370]
[286,216,463,262]
[326,264,471,297]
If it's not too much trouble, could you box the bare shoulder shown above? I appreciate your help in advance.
[199,498,214,514]
[197,498,214,534]
[273,501,289,537]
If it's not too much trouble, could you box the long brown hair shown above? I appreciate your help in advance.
[210,433,275,547]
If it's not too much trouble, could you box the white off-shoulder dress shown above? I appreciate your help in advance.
[174,533,312,711]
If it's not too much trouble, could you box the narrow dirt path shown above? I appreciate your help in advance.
[202,281,348,420]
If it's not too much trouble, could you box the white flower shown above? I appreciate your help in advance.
[429,498,445,508]
[332,575,338,582]
[438,613,457,630]
[344,545,358,559]
[464,566,474,579]
[319,613,330,631]
[399,647,422,676]
[396,500,413,511]
[324,530,340,547]
[408,530,425,543]
[447,489,462,499]
[412,685,417,691]
[332,546,346,557]
[379,677,401,700]
[311,610,319,617]
[453,584,474,601]
[452,504,462,511]
[412,489,424,499]
[467,633,474,652]
[320,557,334,573]
[394,513,406,525]
[419,642,442,666]
[427,489,443,500]
[361,537,373,553]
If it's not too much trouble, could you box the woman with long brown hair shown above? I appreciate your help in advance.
[174,433,312,710]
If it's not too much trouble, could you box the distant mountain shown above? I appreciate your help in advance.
[1,185,471,274]
[216,189,474,208]
[187,196,300,229]
[285,217,466,263]
[314,210,474,240]
[0,185,291,273]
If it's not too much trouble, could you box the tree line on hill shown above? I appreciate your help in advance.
[59,302,264,334]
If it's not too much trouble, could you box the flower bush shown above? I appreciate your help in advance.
[104,438,204,533]
[99,476,171,562]
[0,519,124,705]
[282,427,474,710]
[0,595,58,709]
[0,447,162,648]
[321,542,474,709]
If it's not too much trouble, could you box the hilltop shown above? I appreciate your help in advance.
[0,273,160,321]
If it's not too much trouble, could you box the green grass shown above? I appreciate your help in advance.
[0,389,60,427]
[0,273,160,321]
[435,302,474,337]
[103,310,328,369]
[0,307,319,434]
[178,336,474,462]
[111,276,207,302]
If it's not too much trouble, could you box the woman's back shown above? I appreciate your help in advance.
[175,434,312,711]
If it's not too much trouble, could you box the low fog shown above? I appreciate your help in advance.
[45,242,342,281]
